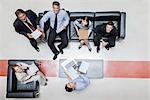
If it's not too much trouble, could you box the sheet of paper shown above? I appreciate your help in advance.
[31,29,42,39]
[79,61,89,74]
[61,59,77,69]
[27,63,39,75]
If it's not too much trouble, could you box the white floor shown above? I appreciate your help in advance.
[0,0,150,100]
[0,77,150,100]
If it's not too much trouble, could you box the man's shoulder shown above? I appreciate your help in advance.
[26,9,34,13]
[60,9,68,14]
[96,23,106,28]
[13,19,21,26]
[26,10,36,16]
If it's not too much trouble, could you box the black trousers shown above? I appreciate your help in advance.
[47,28,68,54]
[26,37,38,50]
[94,33,116,48]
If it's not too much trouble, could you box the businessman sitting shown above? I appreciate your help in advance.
[93,21,118,53]
[40,1,70,60]
[13,9,45,52]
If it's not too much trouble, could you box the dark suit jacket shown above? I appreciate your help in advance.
[13,10,38,37]
[94,23,118,38]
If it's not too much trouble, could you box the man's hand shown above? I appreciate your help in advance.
[102,41,108,47]
[41,32,45,38]
[27,33,33,38]
[64,26,67,30]
[64,70,73,81]
[36,28,45,40]
[37,25,43,32]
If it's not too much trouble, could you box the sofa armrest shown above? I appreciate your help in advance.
[7,66,17,92]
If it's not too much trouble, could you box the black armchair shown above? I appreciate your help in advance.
[6,60,40,98]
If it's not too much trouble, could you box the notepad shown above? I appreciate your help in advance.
[79,29,88,39]
[79,61,89,74]
[31,29,42,39]
[27,63,39,76]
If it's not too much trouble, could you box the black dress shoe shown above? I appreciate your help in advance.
[78,46,81,49]
[58,47,64,54]
[60,49,64,54]
[105,47,109,50]
[105,45,109,50]
[97,47,100,53]
[53,53,59,60]
[36,48,40,52]
[44,83,47,86]
[89,48,92,52]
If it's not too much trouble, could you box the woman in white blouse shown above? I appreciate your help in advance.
[12,62,48,86]
[73,16,93,51]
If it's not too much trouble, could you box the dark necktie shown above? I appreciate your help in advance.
[54,13,58,31]
[25,20,36,31]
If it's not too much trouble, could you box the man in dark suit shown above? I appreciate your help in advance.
[13,9,45,52]
[93,21,118,53]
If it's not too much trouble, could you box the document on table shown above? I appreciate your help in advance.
[79,61,89,74]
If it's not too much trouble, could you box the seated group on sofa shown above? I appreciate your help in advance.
[13,1,126,60]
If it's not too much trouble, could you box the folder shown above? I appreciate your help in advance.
[79,29,88,40]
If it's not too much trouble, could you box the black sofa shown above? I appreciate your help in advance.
[6,60,40,98]
[38,11,126,42]
[94,11,126,39]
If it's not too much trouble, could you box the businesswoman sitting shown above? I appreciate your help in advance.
[12,62,48,86]
[73,16,93,51]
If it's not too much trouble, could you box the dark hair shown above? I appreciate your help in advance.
[107,21,114,26]
[81,16,90,27]
[15,9,26,17]
[52,1,60,6]
[12,64,18,72]
[65,84,74,92]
